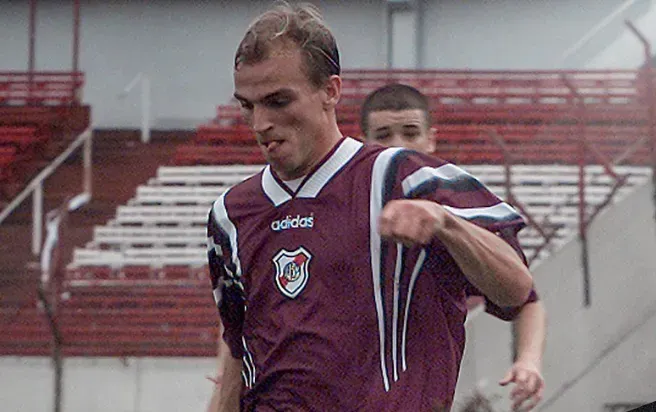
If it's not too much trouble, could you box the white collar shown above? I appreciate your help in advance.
[261,137,363,207]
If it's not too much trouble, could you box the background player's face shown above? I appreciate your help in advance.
[366,109,435,153]
[233,45,337,180]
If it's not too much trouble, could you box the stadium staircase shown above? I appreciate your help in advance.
[2,68,653,358]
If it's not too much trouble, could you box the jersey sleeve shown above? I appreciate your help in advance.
[466,282,540,321]
[391,150,533,309]
[396,151,527,235]
[207,195,245,359]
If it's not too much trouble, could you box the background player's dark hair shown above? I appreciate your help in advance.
[360,83,431,135]
[234,1,340,89]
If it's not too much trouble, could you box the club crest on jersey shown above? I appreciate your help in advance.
[273,247,312,299]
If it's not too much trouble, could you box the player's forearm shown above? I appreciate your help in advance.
[435,208,533,307]
[206,384,223,412]
[514,301,546,366]
[215,355,243,412]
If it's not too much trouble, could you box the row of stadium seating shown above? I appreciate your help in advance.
[175,121,653,167]
[174,69,653,167]
[0,73,89,201]
[0,282,218,357]
[0,126,45,189]
[0,71,84,106]
[67,164,651,281]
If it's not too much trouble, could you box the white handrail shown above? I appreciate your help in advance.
[118,72,151,143]
[559,0,641,66]
[0,127,93,254]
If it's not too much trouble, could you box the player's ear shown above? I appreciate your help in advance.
[427,126,437,153]
[322,74,342,110]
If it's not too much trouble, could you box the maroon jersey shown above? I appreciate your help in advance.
[466,285,539,321]
[207,137,529,411]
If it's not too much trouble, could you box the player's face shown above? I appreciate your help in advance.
[234,46,338,180]
[365,109,435,153]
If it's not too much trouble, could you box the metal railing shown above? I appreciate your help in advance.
[118,72,151,143]
[0,127,93,255]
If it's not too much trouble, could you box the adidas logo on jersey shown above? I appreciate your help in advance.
[271,214,314,232]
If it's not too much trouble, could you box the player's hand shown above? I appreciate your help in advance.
[499,360,544,412]
[378,200,446,246]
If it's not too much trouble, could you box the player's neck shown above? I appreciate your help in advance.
[277,123,343,181]
[316,121,344,156]
[305,124,343,171]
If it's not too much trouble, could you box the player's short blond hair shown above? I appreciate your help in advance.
[234,1,340,88]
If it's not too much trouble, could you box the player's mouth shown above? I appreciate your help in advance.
[260,139,285,152]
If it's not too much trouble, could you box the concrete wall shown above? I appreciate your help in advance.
[455,182,656,412]
[0,357,218,412]
[2,0,654,128]
[420,0,642,70]
[586,3,656,69]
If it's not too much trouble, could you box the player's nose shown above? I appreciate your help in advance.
[387,133,406,148]
[252,105,274,134]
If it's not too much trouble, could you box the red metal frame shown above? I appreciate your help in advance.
[484,129,560,266]
[28,0,36,74]
[72,0,81,103]
[339,69,640,104]
[19,1,82,106]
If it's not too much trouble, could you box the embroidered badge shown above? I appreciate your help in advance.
[273,247,312,298]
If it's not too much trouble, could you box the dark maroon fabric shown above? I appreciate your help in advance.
[207,141,529,411]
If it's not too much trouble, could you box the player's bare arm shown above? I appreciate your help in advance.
[378,199,533,307]
[500,300,547,411]
[213,355,242,412]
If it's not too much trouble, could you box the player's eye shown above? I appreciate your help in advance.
[265,96,291,109]
[402,126,421,141]
[373,133,390,141]
[238,100,253,111]
[403,131,420,141]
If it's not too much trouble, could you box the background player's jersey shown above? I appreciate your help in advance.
[207,137,529,411]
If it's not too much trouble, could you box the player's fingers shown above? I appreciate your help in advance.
[517,387,543,412]
[408,209,439,244]
[499,369,515,386]
[527,380,545,408]
[522,374,538,396]
[402,220,424,245]
[387,215,422,246]
[512,391,531,412]
[510,382,528,404]
[519,393,541,412]
[378,209,398,237]
[512,371,542,411]
[380,203,412,238]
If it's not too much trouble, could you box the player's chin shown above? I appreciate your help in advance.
[267,156,299,178]
[262,150,286,167]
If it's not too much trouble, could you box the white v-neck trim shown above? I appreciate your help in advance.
[262,166,291,207]
[297,137,363,198]
[282,175,306,192]
[260,137,363,207]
